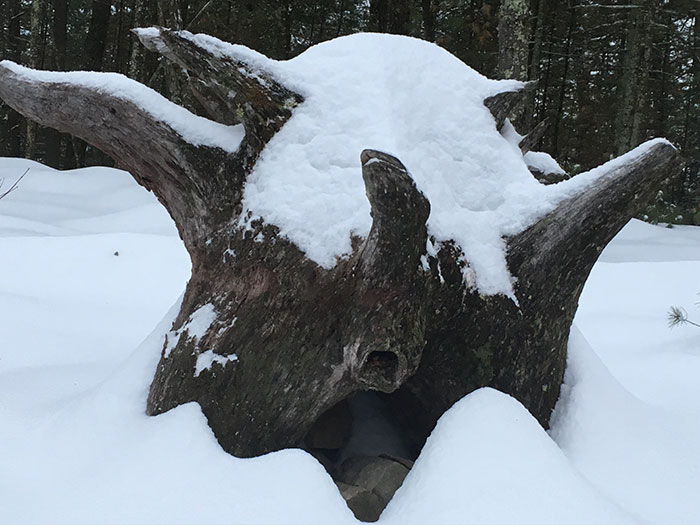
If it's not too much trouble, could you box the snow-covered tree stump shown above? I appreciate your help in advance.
[0,29,680,461]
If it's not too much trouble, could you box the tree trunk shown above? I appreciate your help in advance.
[86,0,111,71]
[369,0,389,32]
[4,0,22,157]
[0,28,680,463]
[497,0,530,81]
[421,0,436,42]
[25,0,47,159]
[524,0,547,129]
[552,0,575,159]
[44,0,68,167]
[615,1,654,155]
[72,0,111,167]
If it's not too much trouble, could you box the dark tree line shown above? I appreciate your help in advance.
[1,0,698,223]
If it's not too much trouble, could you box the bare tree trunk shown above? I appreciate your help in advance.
[4,0,23,157]
[335,0,347,37]
[86,0,111,71]
[369,0,389,32]
[388,0,411,35]
[25,0,47,159]
[552,0,575,158]
[615,1,654,155]
[525,0,547,129]
[497,0,530,81]
[44,0,67,167]
[421,0,436,42]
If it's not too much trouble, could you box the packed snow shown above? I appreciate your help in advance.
[524,150,567,175]
[501,118,566,175]
[2,157,700,524]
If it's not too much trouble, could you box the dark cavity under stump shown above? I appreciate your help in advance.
[305,391,416,521]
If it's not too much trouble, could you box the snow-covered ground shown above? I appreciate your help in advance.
[1,158,699,524]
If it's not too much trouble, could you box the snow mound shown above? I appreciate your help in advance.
[0,159,190,372]
[190,31,665,297]
[551,327,700,524]
[597,218,700,263]
[382,388,639,525]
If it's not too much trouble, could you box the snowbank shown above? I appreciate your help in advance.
[383,388,638,525]
[551,327,700,524]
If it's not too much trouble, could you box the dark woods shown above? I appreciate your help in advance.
[1,0,698,223]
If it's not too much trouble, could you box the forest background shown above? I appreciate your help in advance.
[0,0,697,224]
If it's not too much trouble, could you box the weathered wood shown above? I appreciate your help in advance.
[518,117,551,154]
[145,148,431,457]
[387,140,680,452]
[484,82,534,130]
[0,62,231,250]
[134,27,303,169]
[350,150,430,393]
[0,29,681,469]
[531,168,569,185]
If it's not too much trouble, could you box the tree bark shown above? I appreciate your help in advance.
[25,0,47,159]
[369,0,389,32]
[0,28,681,461]
[4,0,22,157]
[86,0,111,71]
[44,0,68,167]
[421,0,436,42]
[497,0,530,81]
[615,1,654,155]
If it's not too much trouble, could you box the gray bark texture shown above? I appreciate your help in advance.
[497,0,530,81]
[0,28,681,460]
[615,1,654,155]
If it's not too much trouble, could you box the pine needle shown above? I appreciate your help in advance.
[668,306,700,328]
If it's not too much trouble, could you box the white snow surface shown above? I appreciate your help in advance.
[183,303,217,341]
[0,61,244,153]
[2,158,700,524]
[194,350,238,377]
[524,150,567,175]
[179,31,666,296]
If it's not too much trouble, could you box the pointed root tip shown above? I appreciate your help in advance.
[361,149,407,172]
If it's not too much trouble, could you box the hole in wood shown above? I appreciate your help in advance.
[360,350,399,389]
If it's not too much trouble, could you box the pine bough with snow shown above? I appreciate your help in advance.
[0,28,679,517]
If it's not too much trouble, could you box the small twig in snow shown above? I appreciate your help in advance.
[0,168,29,200]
